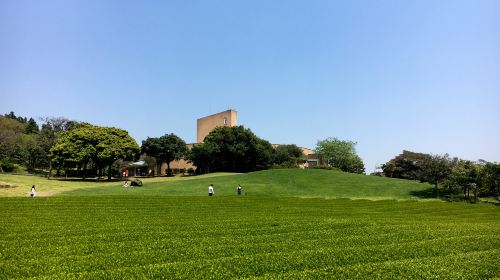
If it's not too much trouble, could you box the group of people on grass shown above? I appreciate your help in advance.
[30,182,244,197]
[208,183,243,196]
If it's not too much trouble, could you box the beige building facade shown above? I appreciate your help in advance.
[197,109,237,143]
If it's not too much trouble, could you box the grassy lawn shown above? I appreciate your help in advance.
[1,197,498,279]
[0,172,238,197]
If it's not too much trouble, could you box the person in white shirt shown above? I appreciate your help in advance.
[31,185,36,197]
[237,184,242,195]
[208,184,214,196]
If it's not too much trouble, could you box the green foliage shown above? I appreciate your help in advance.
[480,162,500,196]
[272,144,303,167]
[310,165,340,171]
[24,117,39,134]
[315,137,365,174]
[382,150,430,180]
[383,151,499,198]
[443,160,481,199]
[4,111,27,123]
[141,137,162,175]
[159,134,188,175]
[21,134,46,171]
[0,158,18,172]
[0,197,498,278]
[141,134,187,176]
[188,126,274,173]
[142,156,157,176]
[51,125,140,179]
[418,154,454,197]
[188,142,219,174]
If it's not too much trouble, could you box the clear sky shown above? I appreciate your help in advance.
[1,0,499,172]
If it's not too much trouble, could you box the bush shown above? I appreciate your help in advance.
[310,165,340,171]
[187,168,195,175]
[271,164,299,169]
[0,159,18,172]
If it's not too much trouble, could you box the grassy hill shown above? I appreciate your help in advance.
[0,172,236,197]
[59,169,432,200]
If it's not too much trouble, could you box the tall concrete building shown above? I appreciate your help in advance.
[197,109,237,143]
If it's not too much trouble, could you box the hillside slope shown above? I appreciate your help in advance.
[62,169,433,200]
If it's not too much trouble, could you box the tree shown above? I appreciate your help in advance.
[480,162,500,197]
[39,117,82,178]
[141,137,162,176]
[381,150,430,180]
[188,126,274,173]
[419,154,453,196]
[443,160,480,200]
[96,126,140,180]
[142,156,157,176]
[315,137,365,174]
[51,124,140,180]
[21,134,45,171]
[4,111,27,123]
[25,118,39,134]
[158,134,187,176]
[0,116,25,166]
[273,144,304,167]
[187,142,219,174]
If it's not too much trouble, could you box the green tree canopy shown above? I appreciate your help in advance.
[25,118,39,134]
[381,150,430,179]
[158,134,188,175]
[273,144,304,167]
[141,137,162,175]
[315,137,365,174]
[0,116,25,164]
[188,126,274,173]
[51,124,140,179]
[141,134,187,176]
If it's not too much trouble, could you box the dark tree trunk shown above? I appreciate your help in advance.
[82,162,87,179]
[107,164,112,180]
[56,162,61,177]
[157,161,162,176]
[47,160,52,179]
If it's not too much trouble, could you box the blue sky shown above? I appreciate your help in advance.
[1,0,499,172]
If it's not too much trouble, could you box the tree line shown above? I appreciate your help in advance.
[144,126,305,174]
[4,111,497,201]
[0,112,76,173]
[0,112,140,179]
[0,112,310,178]
[377,150,500,199]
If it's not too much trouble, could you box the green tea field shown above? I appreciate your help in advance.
[0,170,499,279]
[1,196,499,279]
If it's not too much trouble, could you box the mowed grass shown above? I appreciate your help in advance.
[61,169,433,200]
[0,173,238,197]
[1,196,498,279]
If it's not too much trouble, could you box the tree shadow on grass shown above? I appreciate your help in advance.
[410,188,452,201]
[51,177,124,183]
[410,188,500,205]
